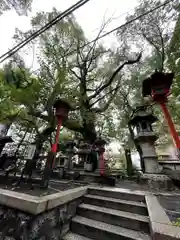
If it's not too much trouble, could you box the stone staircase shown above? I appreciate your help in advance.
[63,188,151,240]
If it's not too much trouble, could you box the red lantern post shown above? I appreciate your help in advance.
[41,99,71,188]
[51,99,71,154]
[142,72,180,153]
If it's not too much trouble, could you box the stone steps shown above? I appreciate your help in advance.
[84,194,147,216]
[88,188,145,202]
[63,187,151,240]
[71,216,151,240]
[77,203,149,233]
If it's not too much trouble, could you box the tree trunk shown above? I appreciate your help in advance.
[128,123,145,172]
[81,122,97,143]
[34,126,55,160]
[124,147,133,176]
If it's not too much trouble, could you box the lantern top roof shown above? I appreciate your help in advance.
[130,106,157,125]
[94,138,107,146]
[142,71,174,97]
[53,99,72,110]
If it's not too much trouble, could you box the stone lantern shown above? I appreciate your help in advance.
[129,106,160,173]
[64,140,76,170]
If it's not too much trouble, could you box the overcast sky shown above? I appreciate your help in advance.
[0,0,139,68]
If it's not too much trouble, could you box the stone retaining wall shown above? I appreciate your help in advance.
[0,186,87,239]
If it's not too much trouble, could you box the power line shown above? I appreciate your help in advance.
[0,0,90,63]
[0,0,174,65]
[77,0,175,48]
[29,0,175,75]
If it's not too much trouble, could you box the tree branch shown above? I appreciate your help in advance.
[89,53,142,100]
[63,119,83,132]
[70,68,81,80]
[92,79,121,113]
[90,81,119,108]
[156,24,165,71]
[28,110,49,121]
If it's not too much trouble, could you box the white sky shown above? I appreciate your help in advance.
[0,0,139,68]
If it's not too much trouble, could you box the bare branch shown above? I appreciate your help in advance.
[92,79,121,113]
[85,16,111,69]
[155,24,165,71]
[89,53,142,100]
[90,82,119,108]
[70,69,81,80]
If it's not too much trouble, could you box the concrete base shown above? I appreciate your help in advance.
[139,174,175,191]
[159,160,180,171]
[144,157,160,174]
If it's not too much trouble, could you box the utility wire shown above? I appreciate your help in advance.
[29,0,175,75]
[0,0,174,64]
[72,0,175,51]
[0,0,90,63]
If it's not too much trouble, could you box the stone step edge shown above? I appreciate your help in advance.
[72,215,151,240]
[78,203,149,223]
[63,232,92,240]
[88,188,146,201]
[84,194,147,208]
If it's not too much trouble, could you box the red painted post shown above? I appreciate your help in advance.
[51,118,62,168]
[51,118,62,153]
[160,102,180,148]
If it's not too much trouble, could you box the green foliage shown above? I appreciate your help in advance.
[0,0,32,15]
[172,218,180,227]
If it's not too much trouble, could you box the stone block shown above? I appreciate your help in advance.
[144,157,160,173]
[140,174,175,191]
[151,222,180,240]
[45,186,87,210]
[67,198,82,219]
[0,189,47,214]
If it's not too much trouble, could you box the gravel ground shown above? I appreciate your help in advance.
[0,178,85,196]
[158,196,180,222]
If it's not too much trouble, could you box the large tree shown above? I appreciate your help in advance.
[13,9,141,152]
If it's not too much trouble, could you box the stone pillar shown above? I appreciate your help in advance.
[137,133,160,173]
